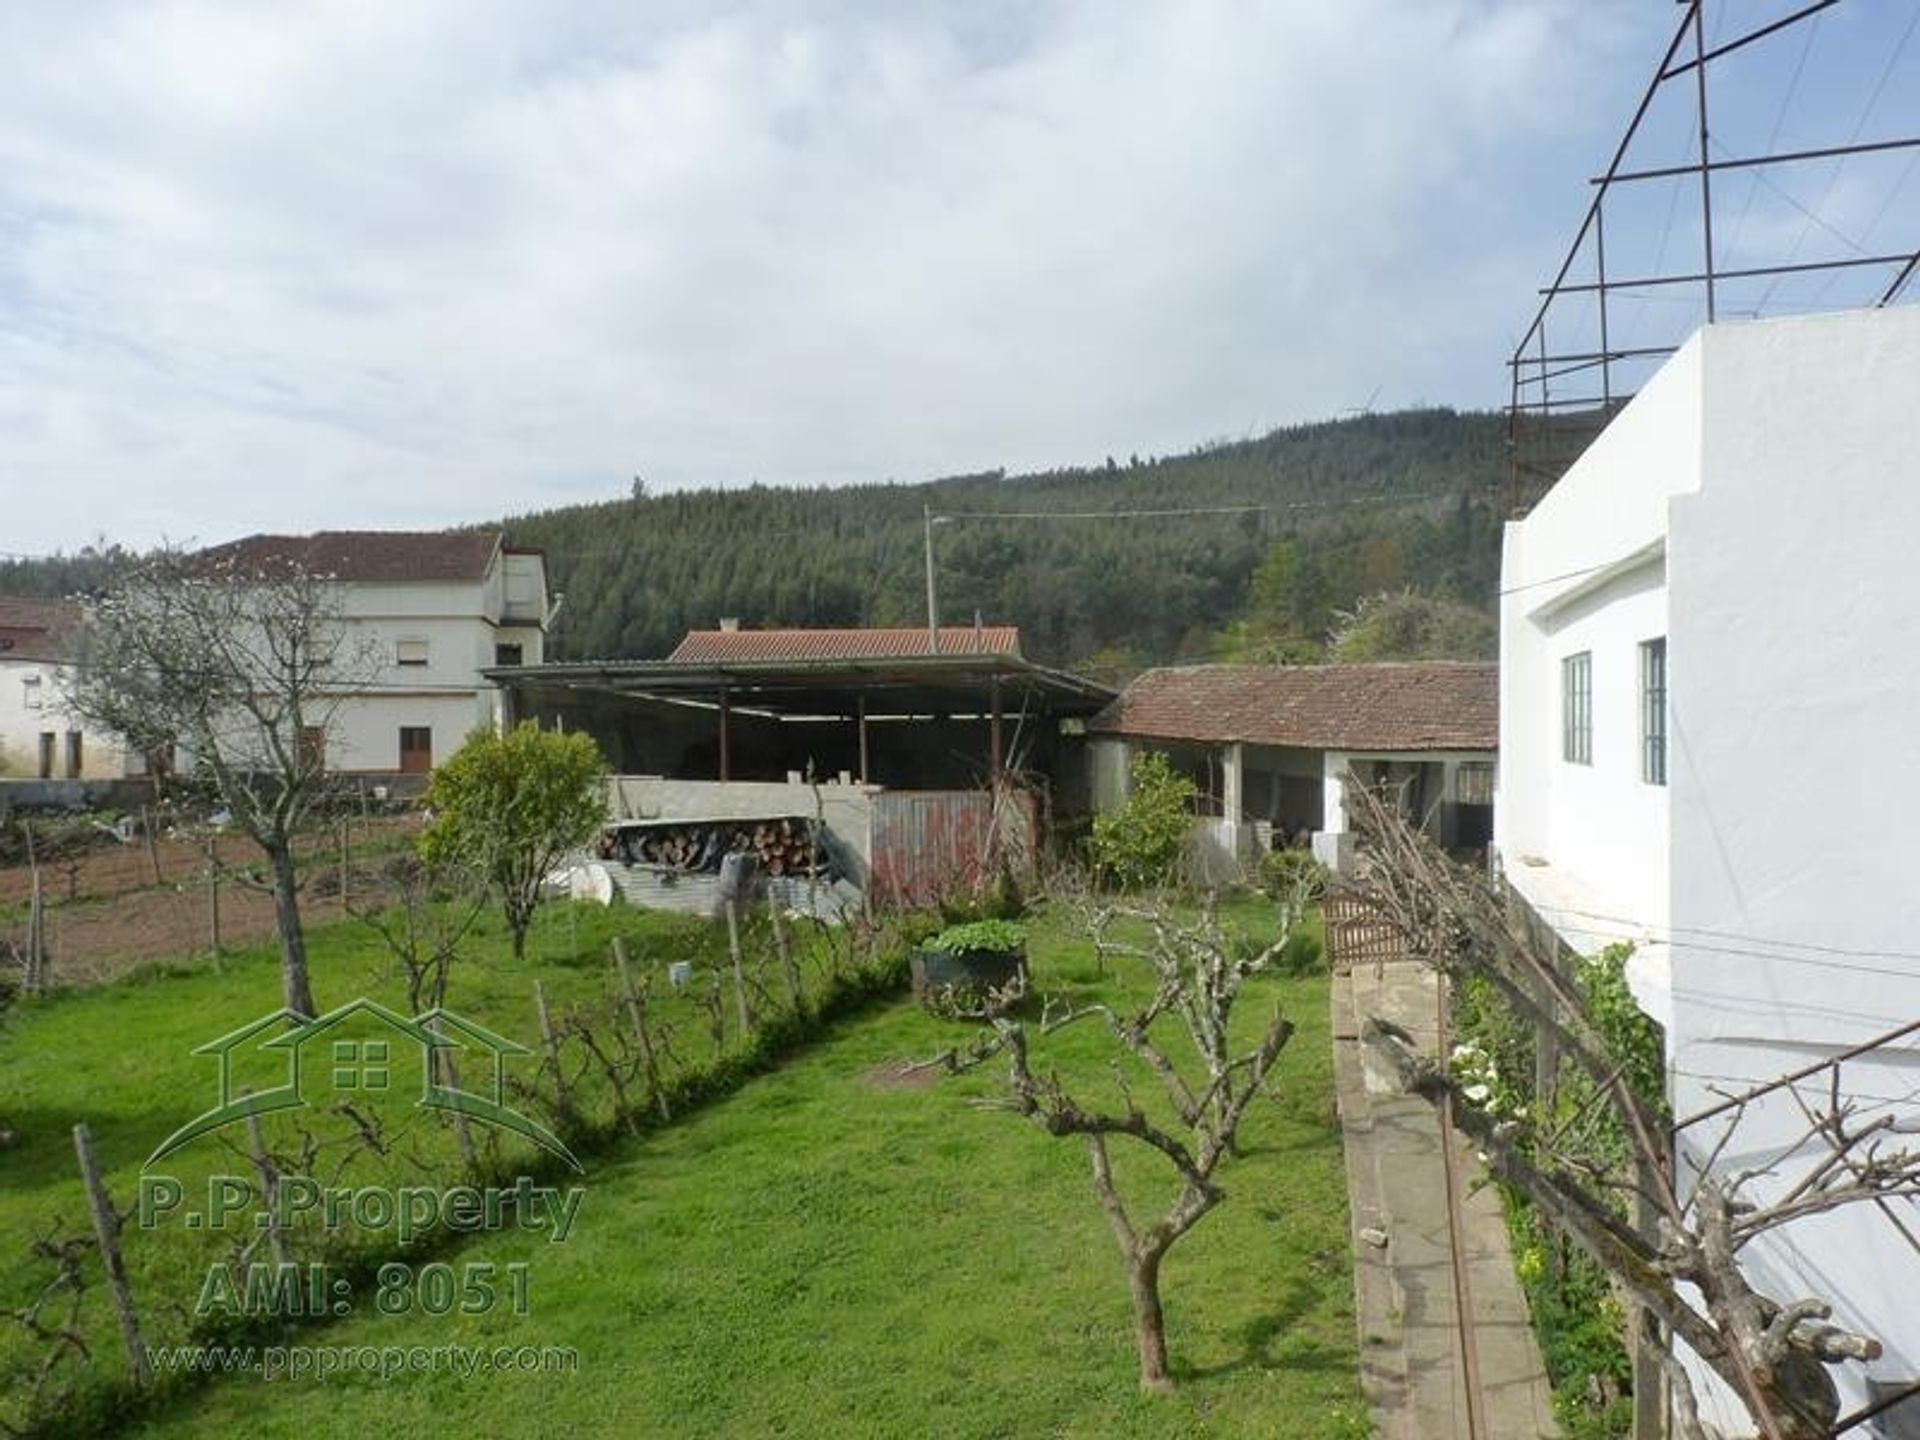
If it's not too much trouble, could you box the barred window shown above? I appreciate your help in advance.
[1641,638,1667,786]
[1561,652,1592,764]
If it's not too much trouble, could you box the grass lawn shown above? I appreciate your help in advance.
[4,895,1361,1438]
[0,897,855,1429]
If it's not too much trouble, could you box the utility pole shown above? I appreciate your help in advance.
[923,504,941,654]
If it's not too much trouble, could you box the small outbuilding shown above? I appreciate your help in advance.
[487,624,1115,913]
[1085,661,1498,873]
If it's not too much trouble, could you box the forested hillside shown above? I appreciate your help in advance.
[503,407,1510,673]
[0,408,1517,676]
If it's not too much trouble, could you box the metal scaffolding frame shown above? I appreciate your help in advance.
[1506,0,1920,513]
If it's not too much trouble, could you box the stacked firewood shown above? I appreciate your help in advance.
[600,818,816,876]
[744,819,811,877]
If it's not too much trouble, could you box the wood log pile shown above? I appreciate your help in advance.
[599,817,818,877]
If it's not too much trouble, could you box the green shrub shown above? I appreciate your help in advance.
[1260,847,1331,903]
[923,919,1028,955]
[1448,943,1662,1438]
[1090,752,1196,890]
[936,863,1029,926]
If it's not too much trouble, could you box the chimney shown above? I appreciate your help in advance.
[718,617,740,632]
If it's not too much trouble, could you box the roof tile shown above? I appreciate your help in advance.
[1089,662,1497,752]
[194,530,503,583]
[668,626,1022,664]
[0,597,83,665]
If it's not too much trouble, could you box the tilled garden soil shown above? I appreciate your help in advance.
[1,816,421,986]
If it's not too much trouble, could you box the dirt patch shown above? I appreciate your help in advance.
[1,852,412,989]
[0,814,420,908]
[861,1060,942,1091]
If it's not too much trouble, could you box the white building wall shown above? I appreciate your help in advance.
[1502,306,1920,1424]
[0,660,128,778]
[1497,336,1701,947]
[1664,306,1920,1406]
[313,558,545,773]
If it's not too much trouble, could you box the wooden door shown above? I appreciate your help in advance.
[399,726,432,774]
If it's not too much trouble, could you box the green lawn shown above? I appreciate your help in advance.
[3,896,1361,1438]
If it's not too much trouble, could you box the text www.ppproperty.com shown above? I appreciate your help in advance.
[146,1342,581,1382]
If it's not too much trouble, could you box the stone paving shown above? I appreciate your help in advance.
[1333,959,1561,1439]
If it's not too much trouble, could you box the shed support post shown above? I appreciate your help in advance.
[856,695,870,785]
[989,678,1004,782]
[718,687,731,782]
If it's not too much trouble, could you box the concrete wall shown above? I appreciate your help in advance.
[606,775,878,868]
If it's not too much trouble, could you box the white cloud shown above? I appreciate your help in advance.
[0,0,1666,552]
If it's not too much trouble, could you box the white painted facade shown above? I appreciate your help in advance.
[0,601,132,779]
[1498,306,1920,1424]
[315,547,547,774]
[0,658,129,779]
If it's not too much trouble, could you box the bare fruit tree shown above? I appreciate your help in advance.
[65,547,380,1016]
[346,853,490,1015]
[946,891,1308,1393]
[1345,783,1914,1440]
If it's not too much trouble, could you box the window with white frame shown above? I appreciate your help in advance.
[1562,651,1592,764]
[1640,637,1667,786]
[394,638,429,667]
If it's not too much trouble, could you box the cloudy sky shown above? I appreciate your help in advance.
[3,1,1914,554]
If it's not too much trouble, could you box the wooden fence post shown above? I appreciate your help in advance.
[767,894,802,1014]
[244,1112,292,1273]
[612,937,670,1121]
[205,837,222,962]
[437,1046,478,1172]
[724,901,755,1036]
[25,855,47,995]
[533,980,570,1116]
[73,1124,151,1388]
[142,808,163,887]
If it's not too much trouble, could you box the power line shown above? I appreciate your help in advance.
[1755,0,1920,308]
[933,487,1479,523]
[1530,908,1920,985]
[1496,557,1627,599]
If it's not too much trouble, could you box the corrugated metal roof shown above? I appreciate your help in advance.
[0,598,82,664]
[195,530,504,583]
[1089,662,1497,752]
[668,626,1023,663]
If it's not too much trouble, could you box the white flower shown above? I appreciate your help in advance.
[1462,1082,1492,1104]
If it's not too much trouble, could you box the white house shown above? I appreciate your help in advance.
[0,598,130,779]
[195,531,550,775]
[1087,662,1498,874]
[1498,304,1920,1426]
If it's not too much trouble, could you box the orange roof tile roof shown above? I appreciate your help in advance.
[0,597,83,664]
[668,626,1022,664]
[1090,662,1497,752]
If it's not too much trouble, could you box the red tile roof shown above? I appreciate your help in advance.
[668,626,1023,664]
[0,598,83,664]
[1090,663,1497,752]
[195,530,504,583]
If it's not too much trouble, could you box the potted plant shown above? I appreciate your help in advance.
[910,919,1029,1018]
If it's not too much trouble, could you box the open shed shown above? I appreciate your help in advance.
[487,626,1114,913]
[1086,662,1497,873]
